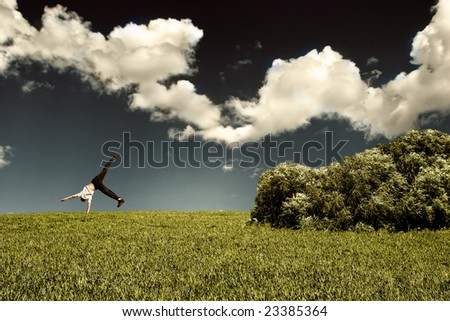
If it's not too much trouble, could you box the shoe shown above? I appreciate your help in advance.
[117,198,125,208]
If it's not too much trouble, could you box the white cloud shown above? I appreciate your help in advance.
[0,1,203,92]
[21,80,54,93]
[196,0,450,142]
[366,56,379,65]
[2,0,450,143]
[130,80,221,130]
[363,69,382,86]
[197,46,368,142]
[361,0,450,137]
[0,1,215,129]
[0,145,13,168]
[229,59,252,70]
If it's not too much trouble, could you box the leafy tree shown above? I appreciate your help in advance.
[379,129,450,183]
[251,129,450,231]
[251,163,321,227]
[396,157,450,230]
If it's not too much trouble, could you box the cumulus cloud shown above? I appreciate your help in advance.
[363,69,382,86]
[229,59,252,71]
[130,81,221,130]
[0,0,213,126]
[361,0,450,137]
[2,0,450,143]
[366,56,379,66]
[197,0,450,141]
[21,80,54,93]
[0,145,13,168]
[1,2,203,83]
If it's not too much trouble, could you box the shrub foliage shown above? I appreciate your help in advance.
[251,129,450,231]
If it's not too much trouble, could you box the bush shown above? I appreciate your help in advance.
[250,163,321,227]
[251,129,450,232]
[379,129,450,183]
[324,149,402,228]
[396,157,450,230]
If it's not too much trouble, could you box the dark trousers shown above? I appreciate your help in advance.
[91,158,120,201]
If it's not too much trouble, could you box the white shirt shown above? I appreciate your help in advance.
[76,185,94,202]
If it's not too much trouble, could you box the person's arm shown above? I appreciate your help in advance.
[61,194,79,202]
[86,200,92,213]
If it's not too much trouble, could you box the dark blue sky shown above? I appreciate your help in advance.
[1,0,448,214]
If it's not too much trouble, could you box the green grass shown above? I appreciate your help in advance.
[1,211,449,300]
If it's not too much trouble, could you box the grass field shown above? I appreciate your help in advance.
[1,211,449,301]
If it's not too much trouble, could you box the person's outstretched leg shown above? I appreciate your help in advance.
[97,184,120,201]
[98,184,125,207]
[91,156,116,187]
[91,157,125,207]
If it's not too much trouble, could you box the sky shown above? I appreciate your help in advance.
[1,0,450,213]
